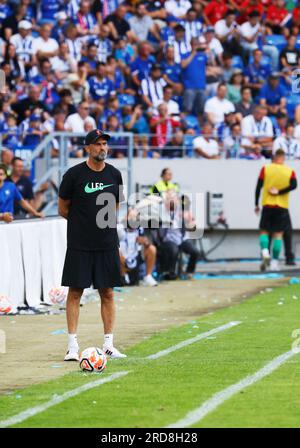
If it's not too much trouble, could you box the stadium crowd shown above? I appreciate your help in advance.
[0,0,300,162]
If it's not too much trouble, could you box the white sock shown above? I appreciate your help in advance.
[104,333,113,347]
[68,334,78,350]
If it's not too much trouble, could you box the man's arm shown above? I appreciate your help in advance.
[58,197,71,219]
[18,199,44,218]
[277,172,297,195]
[255,166,265,210]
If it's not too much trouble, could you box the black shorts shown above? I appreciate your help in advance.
[259,207,290,233]
[62,248,123,289]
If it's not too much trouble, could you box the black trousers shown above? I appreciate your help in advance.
[160,240,200,275]
[283,213,294,262]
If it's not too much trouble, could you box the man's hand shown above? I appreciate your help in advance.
[269,187,279,196]
[255,206,260,215]
[34,211,44,218]
[1,212,13,223]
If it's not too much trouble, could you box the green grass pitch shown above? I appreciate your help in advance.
[0,283,300,428]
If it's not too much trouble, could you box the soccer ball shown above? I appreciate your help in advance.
[79,347,107,373]
[0,295,13,314]
[48,287,68,305]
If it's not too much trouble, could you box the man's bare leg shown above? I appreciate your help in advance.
[99,287,126,358]
[144,244,157,276]
[65,287,83,361]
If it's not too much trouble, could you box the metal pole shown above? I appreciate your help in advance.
[127,132,133,199]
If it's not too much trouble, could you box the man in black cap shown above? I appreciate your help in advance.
[58,129,126,361]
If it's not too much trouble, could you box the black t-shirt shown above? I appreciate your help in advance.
[280,48,300,67]
[12,98,47,124]
[59,161,124,251]
[104,14,130,38]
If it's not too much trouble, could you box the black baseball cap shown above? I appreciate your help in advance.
[84,129,110,145]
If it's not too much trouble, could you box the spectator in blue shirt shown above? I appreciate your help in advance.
[88,61,115,102]
[259,73,287,117]
[161,45,183,95]
[73,0,98,39]
[0,163,43,220]
[114,36,134,66]
[39,0,63,23]
[2,113,20,150]
[244,49,271,99]
[80,43,98,75]
[98,96,123,130]
[181,37,207,115]
[23,114,43,147]
[130,42,155,87]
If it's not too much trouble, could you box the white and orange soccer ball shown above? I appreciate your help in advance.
[48,287,68,305]
[79,347,107,373]
[0,295,13,314]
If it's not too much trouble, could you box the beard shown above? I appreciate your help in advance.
[93,151,107,162]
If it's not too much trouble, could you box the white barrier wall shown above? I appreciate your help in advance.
[55,159,300,230]
[0,218,67,308]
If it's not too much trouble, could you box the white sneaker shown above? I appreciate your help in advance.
[270,259,280,271]
[103,345,127,359]
[64,348,80,362]
[142,274,158,286]
[260,248,271,272]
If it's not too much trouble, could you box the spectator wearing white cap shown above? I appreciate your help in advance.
[10,20,36,71]
[52,11,69,44]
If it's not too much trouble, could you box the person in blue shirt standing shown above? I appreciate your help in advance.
[181,37,207,116]
[0,164,43,221]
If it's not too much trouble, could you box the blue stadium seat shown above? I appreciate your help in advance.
[296,35,300,50]
[286,94,300,120]
[183,115,200,132]
[265,35,287,52]
[231,55,244,69]
[117,94,136,106]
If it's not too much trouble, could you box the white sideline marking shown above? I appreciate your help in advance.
[0,321,241,427]
[0,371,129,428]
[147,321,241,360]
[166,349,300,428]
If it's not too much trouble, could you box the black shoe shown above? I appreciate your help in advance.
[285,260,296,266]
[164,273,178,281]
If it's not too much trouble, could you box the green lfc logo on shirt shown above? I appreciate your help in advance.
[84,183,114,193]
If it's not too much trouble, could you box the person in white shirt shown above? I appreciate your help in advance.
[64,101,96,132]
[273,124,300,159]
[10,20,36,70]
[129,3,160,43]
[239,11,261,52]
[32,23,59,63]
[52,42,77,80]
[193,122,220,158]
[215,10,240,40]
[241,105,274,158]
[204,83,235,126]
[157,84,180,118]
[165,0,192,19]
[215,9,247,65]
